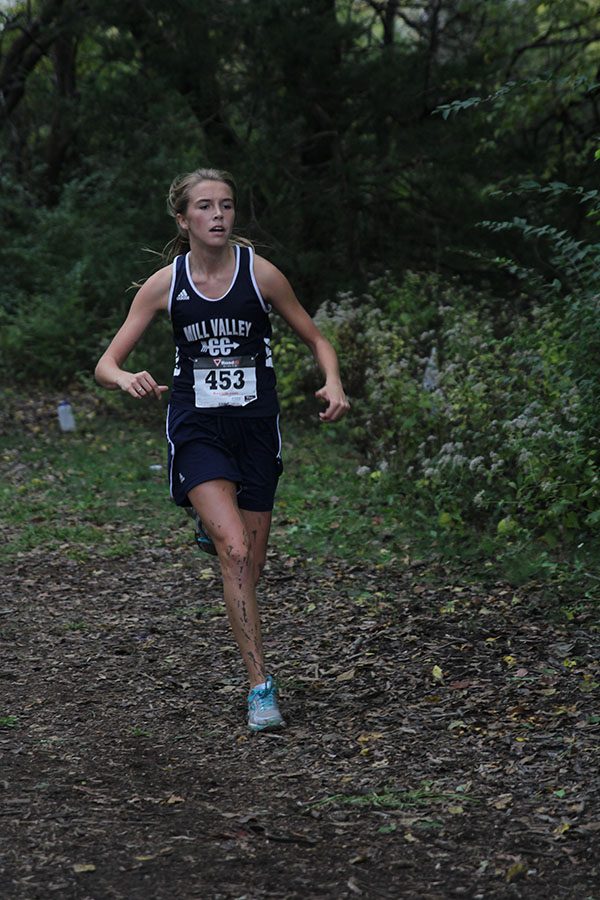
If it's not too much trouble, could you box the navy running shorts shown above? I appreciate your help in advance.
[166,405,283,511]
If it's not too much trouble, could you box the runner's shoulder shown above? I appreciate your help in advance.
[134,264,172,311]
[253,255,290,299]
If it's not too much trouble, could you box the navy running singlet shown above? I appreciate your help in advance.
[168,244,279,416]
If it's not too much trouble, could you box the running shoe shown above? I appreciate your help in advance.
[185,508,217,556]
[247,676,285,732]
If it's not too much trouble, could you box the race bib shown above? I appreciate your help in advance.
[193,355,258,408]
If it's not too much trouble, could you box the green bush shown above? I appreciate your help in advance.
[271,320,317,415]
[0,264,96,384]
[416,301,598,547]
[281,271,600,548]
[0,162,178,387]
[562,291,600,445]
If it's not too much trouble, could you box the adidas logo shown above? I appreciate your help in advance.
[176,289,190,302]
[179,473,186,483]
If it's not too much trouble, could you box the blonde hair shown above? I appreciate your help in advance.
[163,167,251,262]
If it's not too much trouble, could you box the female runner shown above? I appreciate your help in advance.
[95,168,350,731]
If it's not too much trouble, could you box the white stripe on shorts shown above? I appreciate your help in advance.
[165,404,176,500]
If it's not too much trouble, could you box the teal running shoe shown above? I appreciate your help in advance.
[185,508,217,556]
[247,676,285,732]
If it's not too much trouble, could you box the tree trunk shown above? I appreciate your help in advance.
[0,0,74,123]
[44,32,79,201]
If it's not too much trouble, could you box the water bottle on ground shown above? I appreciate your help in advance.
[57,400,76,432]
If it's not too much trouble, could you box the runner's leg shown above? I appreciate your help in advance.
[187,479,266,688]
[239,509,272,586]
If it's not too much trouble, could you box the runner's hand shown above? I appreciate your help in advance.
[315,383,350,422]
[116,371,169,401]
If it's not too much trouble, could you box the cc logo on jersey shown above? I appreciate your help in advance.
[200,338,241,356]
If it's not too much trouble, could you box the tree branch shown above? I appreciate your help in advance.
[0,0,82,121]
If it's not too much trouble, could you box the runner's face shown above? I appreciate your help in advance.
[177,180,235,246]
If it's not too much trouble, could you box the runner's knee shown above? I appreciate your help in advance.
[216,533,253,579]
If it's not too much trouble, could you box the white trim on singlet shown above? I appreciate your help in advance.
[185,244,240,302]
[248,245,271,313]
[167,256,180,319]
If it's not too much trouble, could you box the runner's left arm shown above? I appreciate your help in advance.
[254,256,350,422]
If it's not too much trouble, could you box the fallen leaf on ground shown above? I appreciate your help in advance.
[506,861,527,882]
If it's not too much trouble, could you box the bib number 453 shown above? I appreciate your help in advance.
[205,369,245,391]
[193,355,258,408]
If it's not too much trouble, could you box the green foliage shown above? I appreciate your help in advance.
[475,174,600,441]
[417,302,597,549]
[0,262,94,384]
[563,291,600,444]
[274,419,406,568]
[0,716,19,728]
[282,271,600,555]
[4,0,600,321]
[309,782,477,811]
[0,163,179,385]
[270,322,314,414]
[1,0,599,595]
[306,276,442,462]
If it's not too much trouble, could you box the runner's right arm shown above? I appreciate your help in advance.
[94,267,171,400]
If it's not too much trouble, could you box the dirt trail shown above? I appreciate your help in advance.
[0,545,598,899]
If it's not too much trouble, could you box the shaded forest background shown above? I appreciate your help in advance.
[1,0,600,587]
